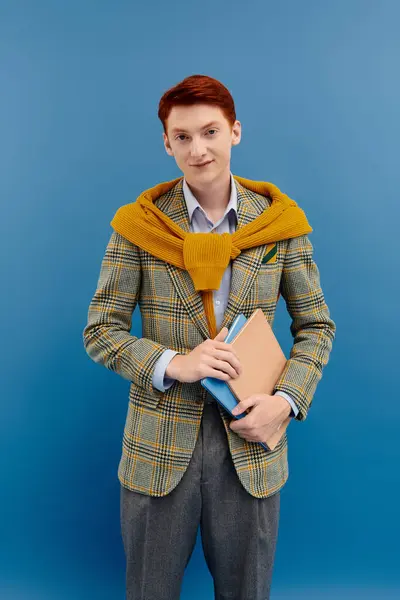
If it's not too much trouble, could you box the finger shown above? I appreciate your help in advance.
[211,349,242,375]
[229,424,258,442]
[205,368,231,381]
[208,357,238,379]
[212,341,240,360]
[230,413,253,431]
[231,396,258,415]
[213,327,228,340]
[229,422,247,435]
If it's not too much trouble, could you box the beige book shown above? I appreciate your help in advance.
[227,308,292,450]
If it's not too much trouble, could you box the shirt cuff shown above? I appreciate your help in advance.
[273,390,299,418]
[152,349,179,392]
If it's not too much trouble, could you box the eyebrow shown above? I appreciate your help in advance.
[171,121,221,134]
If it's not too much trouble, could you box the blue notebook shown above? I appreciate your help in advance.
[200,314,269,452]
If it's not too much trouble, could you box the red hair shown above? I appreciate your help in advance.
[158,74,236,135]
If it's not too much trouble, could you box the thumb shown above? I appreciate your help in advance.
[214,326,228,341]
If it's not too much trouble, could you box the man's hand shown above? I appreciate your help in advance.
[166,327,242,383]
[229,393,291,444]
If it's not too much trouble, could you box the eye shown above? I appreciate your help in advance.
[175,129,217,141]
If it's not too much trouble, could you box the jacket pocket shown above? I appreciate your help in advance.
[129,383,163,410]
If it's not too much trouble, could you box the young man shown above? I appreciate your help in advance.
[83,74,336,600]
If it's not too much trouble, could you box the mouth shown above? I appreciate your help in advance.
[192,160,213,168]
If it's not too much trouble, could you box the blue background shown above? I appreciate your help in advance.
[1,1,399,598]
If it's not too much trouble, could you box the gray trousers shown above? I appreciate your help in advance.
[120,396,280,600]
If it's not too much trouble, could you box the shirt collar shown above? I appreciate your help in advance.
[182,172,238,224]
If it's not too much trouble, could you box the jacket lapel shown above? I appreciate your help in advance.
[156,179,211,340]
[156,177,270,340]
[219,180,270,332]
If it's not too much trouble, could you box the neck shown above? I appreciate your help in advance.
[185,167,231,213]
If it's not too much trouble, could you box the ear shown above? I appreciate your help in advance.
[231,120,241,146]
[163,133,174,157]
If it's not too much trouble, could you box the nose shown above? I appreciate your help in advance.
[189,138,207,158]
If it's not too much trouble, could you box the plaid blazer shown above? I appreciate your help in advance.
[82,177,336,498]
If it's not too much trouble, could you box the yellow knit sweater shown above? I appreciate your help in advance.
[110,174,312,338]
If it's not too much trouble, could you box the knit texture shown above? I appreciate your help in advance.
[110,174,312,338]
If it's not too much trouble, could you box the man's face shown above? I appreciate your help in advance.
[163,104,241,183]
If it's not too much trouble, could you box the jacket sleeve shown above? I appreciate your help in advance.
[272,233,336,421]
[82,230,170,395]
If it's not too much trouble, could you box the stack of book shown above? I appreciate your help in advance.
[201,308,291,451]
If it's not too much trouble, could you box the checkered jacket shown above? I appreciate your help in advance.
[82,177,336,498]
